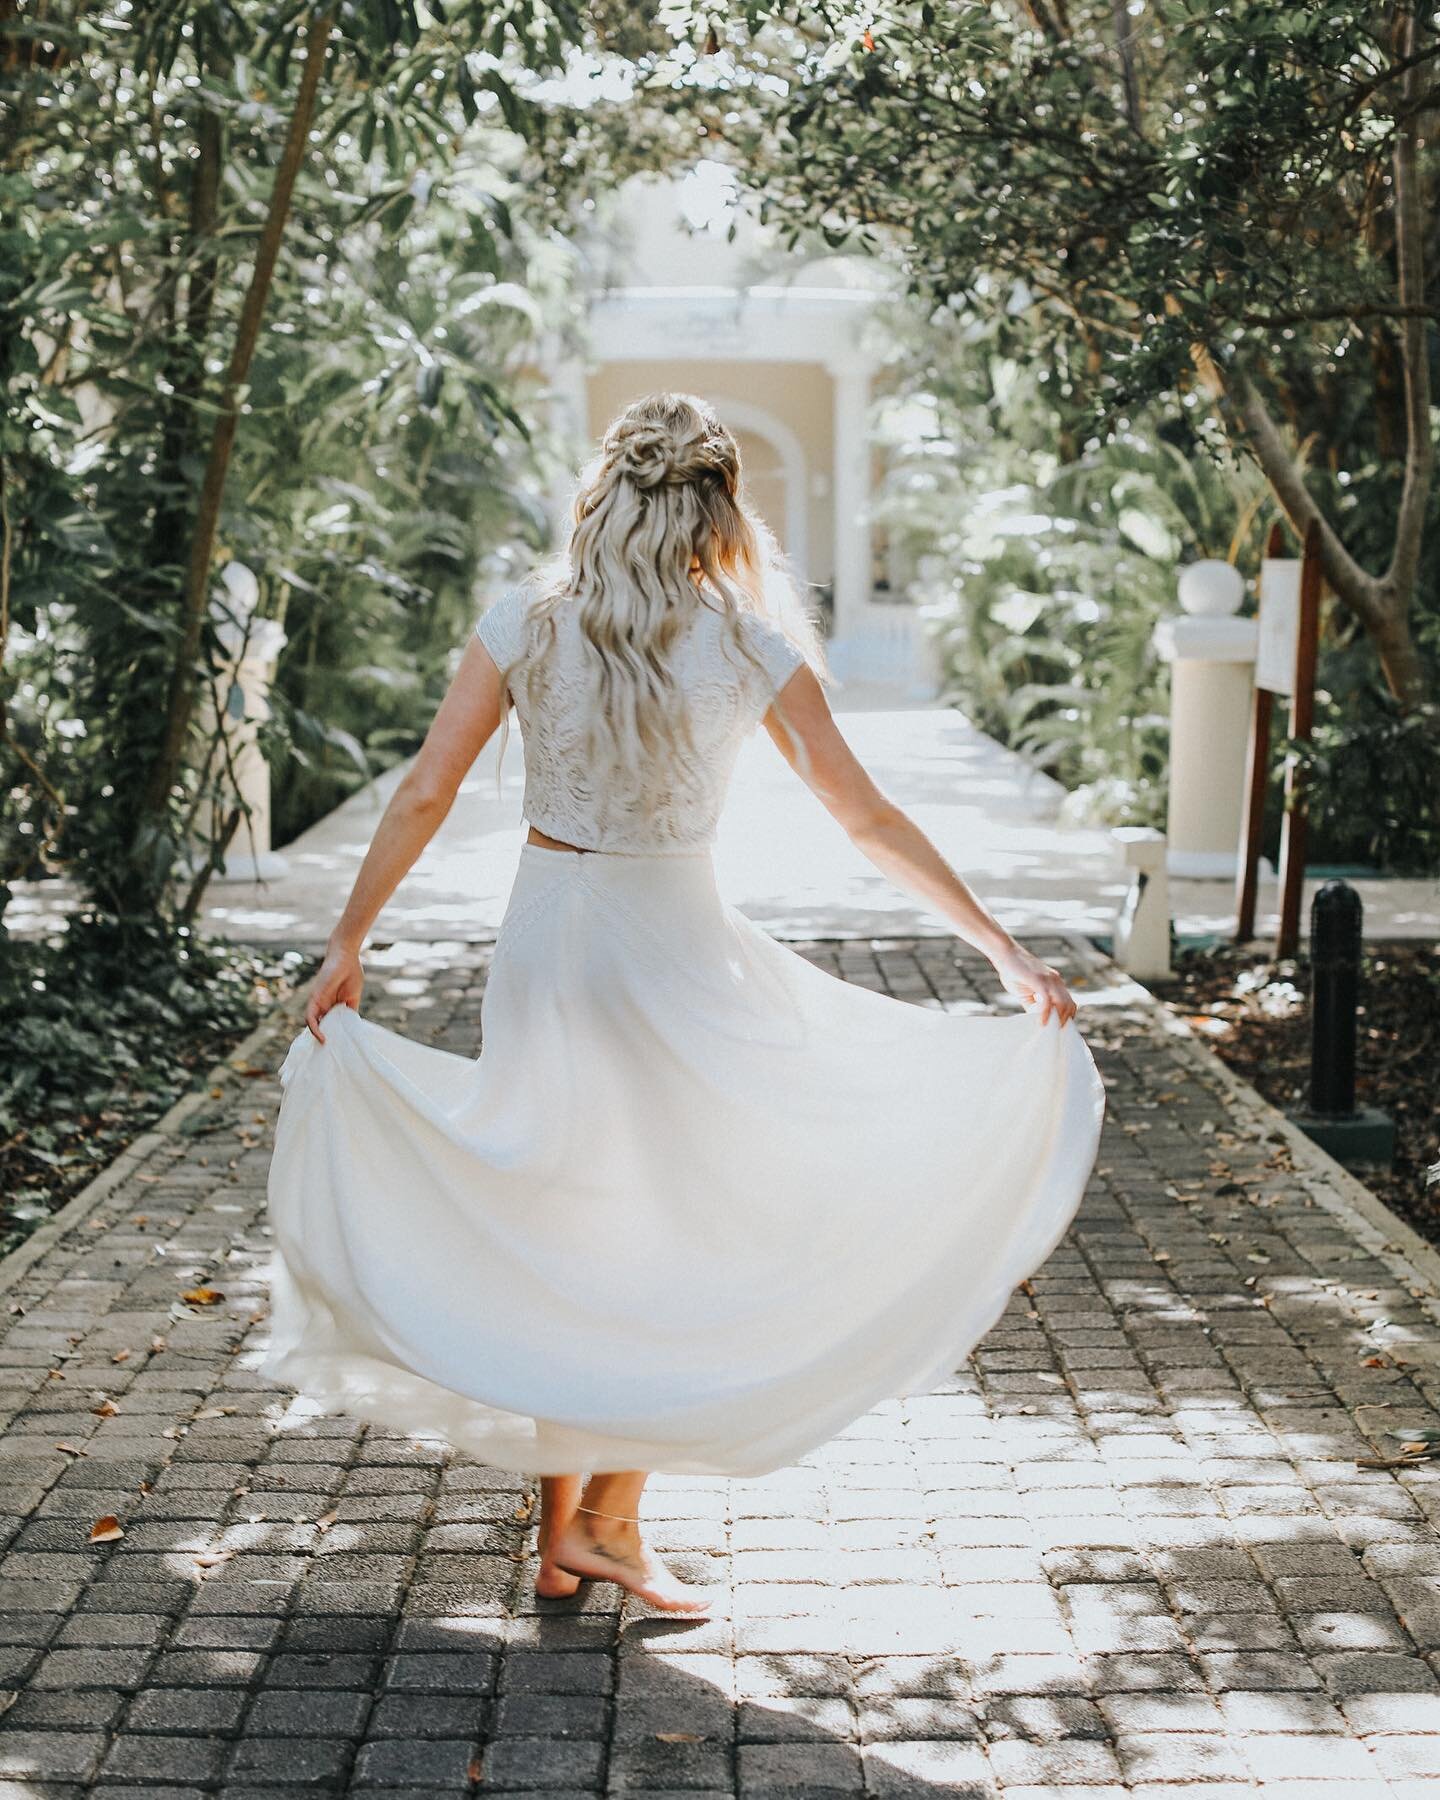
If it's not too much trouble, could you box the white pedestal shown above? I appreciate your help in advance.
[1112,826,1171,981]
[1153,613,1258,881]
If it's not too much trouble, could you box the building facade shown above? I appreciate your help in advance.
[545,170,931,693]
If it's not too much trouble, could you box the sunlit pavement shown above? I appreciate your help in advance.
[9,695,1434,946]
[3,937,1440,1793]
[186,696,1435,947]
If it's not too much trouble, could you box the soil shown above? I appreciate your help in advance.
[0,944,315,1261]
[1150,941,1440,1246]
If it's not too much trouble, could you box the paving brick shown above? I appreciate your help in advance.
[227,1735,356,1785]
[474,1738,605,1788]
[124,1687,249,1734]
[738,1741,865,1793]
[0,1729,108,1781]
[3,940,1440,1796]
[99,1734,228,1784]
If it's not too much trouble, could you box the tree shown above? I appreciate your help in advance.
[2,0,581,929]
[721,0,1438,709]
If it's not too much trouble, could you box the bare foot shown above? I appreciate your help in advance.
[534,1561,582,1600]
[535,1489,582,1600]
[550,1519,711,1616]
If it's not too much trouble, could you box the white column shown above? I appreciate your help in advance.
[1153,562,1258,880]
[829,360,873,646]
[544,346,590,544]
[203,563,289,883]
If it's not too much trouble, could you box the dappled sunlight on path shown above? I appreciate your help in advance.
[197,700,1128,945]
[2,939,1440,1791]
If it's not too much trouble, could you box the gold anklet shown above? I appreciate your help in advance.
[576,1504,642,1523]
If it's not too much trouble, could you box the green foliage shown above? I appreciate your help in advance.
[671,0,1437,860]
[876,311,1267,827]
[1,0,584,928]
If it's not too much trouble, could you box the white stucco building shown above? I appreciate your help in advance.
[542,167,932,692]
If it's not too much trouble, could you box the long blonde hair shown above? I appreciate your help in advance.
[493,392,825,811]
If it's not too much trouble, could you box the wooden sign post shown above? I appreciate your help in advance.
[1234,520,1322,952]
[1275,521,1323,959]
[1234,524,1284,942]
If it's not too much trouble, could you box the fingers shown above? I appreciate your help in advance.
[305,995,328,1045]
[1035,970,1078,1029]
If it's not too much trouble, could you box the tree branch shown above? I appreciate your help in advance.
[140,8,334,826]
[1217,358,1383,629]
[1239,300,1440,328]
[1382,3,1432,604]
[1112,0,1142,134]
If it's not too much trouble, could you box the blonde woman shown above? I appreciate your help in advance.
[264,393,1104,1618]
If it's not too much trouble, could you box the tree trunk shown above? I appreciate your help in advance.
[1369,598,1430,713]
[135,8,334,844]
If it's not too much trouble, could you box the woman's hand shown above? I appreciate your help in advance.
[992,942,1078,1029]
[305,937,365,1044]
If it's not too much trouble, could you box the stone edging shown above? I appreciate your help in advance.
[1066,931,1440,1320]
[0,995,309,1302]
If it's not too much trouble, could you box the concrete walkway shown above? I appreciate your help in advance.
[178,700,1434,948]
[3,936,1440,1794]
[7,699,1434,947]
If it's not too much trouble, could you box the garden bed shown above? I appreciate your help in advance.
[1150,941,1440,1246]
[0,931,313,1260]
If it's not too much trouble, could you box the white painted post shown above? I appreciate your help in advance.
[207,563,289,883]
[1153,561,1258,879]
[828,359,873,651]
[1112,826,1172,980]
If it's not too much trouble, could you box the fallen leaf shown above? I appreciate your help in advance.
[89,1516,125,1543]
[467,1755,484,1784]
[111,1349,131,1364]
[182,1288,225,1306]
[192,1407,235,1420]
[92,1400,119,1419]
[194,1549,233,1570]
[315,1509,339,1534]
[150,1336,168,1353]
[55,1442,88,1457]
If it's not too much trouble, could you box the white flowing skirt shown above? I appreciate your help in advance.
[262,844,1105,1478]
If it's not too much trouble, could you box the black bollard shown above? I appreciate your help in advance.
[1287,878,1393,1167]
[1309,879,1362,1116]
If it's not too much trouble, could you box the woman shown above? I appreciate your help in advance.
[263,392,1104,1620]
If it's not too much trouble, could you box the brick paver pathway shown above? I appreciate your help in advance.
[3,938,1440,1797]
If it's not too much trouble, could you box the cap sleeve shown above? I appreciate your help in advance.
[474,587,526,671]
[745,614,806,704]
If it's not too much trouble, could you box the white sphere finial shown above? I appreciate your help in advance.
[1177,559,1244,618]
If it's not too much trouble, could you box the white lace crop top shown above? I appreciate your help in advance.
[475,585,807,854]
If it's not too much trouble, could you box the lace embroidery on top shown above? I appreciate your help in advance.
[474,586,805,855]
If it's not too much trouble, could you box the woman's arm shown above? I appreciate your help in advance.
[304,636,508,1042]
[762,667,1077,1027]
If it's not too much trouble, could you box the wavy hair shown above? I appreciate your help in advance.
[491,392,826,814]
